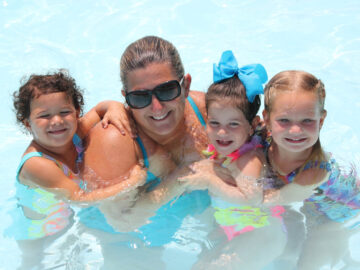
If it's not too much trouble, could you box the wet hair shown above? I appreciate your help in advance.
[206,76,261,124]
[13,70,84,127]
[120,36,184,90]
[264,70,327,163]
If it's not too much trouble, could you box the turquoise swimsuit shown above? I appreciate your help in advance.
[78,96,211,246]
[5,134,84,240]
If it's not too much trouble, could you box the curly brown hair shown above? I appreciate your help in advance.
[13,70,84,128]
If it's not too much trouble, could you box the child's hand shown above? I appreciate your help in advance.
[102,103,137,138]
[178,173,210,191]
[178,160,215,190]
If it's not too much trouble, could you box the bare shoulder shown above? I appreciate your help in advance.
[84,122,139,181]
[235,149,264,178]
[236,149,264,168]
[188,90,206,112]
[294,167,330,186]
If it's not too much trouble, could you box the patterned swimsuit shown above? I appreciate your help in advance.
[5,134,84,240]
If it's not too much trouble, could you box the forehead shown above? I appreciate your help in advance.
[208,101,247,120]
[31,92,72,108]
[271,90,320,115]
[126,62,177,91]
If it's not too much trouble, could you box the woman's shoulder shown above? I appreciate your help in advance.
[188,90,206,110]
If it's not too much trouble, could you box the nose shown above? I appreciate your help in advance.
[150,95,164,112]
[50,114,64,126]
[289,124,302,134]
[217,127,227,136]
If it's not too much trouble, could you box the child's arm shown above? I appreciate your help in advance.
[179,153,263,205]
[78,100,137,138]
[98,155,189,232]
[263,167,331,206]
[19,157,146,202]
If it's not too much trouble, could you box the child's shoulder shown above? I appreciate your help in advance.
[294,153,333,186]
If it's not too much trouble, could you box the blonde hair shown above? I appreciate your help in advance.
[264,70,327,163]
[120,36,184,90]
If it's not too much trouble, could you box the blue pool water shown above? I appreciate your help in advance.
[1,1,360,269]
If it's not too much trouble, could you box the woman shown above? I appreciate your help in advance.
[80,36,211,248]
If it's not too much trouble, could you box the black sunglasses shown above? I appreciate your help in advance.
[125,78,183,109]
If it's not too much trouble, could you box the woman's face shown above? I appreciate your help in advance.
[124,62,188,140]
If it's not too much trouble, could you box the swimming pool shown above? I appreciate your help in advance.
[1,0,360,269]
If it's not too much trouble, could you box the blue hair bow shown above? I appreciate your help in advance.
[213,50,268,103]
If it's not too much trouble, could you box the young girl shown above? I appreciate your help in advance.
[263,70,360,269]
[6,71,146,242]
[180,51,287,270]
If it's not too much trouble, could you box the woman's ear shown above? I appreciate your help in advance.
[320,109,327,129]
[183,73,191,97]
[121,90,126,97]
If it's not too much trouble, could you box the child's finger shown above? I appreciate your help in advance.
[101,116,109,128]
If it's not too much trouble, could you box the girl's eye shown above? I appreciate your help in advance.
[229,122,240,127]
[278,119,289,124]
[39,114,50,119]
[302,119,314,124]
[60,110,72,115]
[208,120,219,127]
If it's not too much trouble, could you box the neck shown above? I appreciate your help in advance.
[270,143,312,175]
[31,140,76,166]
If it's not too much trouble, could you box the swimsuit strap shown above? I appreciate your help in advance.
[135,136,161,190]
[135,136,149,168]
[187,95,206,128]
[203,135,263,167]
[16,152,43,182]
[72,133,84,163]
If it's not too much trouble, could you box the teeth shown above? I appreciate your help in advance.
[152,113,168,120]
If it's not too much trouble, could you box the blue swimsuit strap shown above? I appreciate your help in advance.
[187,95,206,127]
[135,136,149,168]
[16,152,43,182]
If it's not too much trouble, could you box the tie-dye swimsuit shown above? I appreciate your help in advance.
[263,138,360,229]
[204,135,286,241]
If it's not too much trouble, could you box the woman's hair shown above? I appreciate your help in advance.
[264,70,326,162]
[13,70,84,127]
[206,76,261,124]
[120,36,184,90]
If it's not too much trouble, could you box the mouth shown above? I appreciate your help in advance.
[285,137,307,144]
[216,139,233,147]
[48,128,67,135]
[150,111,171,121]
